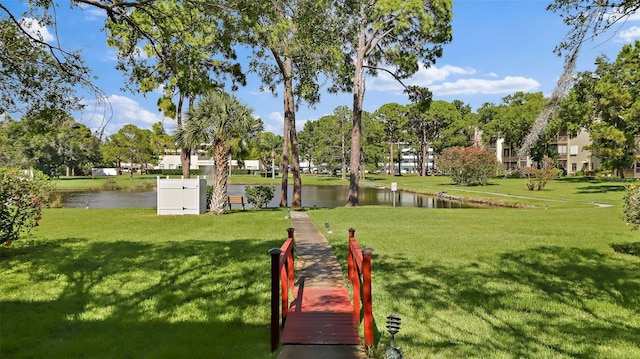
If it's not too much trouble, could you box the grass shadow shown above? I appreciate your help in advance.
[370,246,640,358]
[1,238,281,358]
[611,242,640,257]
[575,184,626,194]
[557,177,600,184]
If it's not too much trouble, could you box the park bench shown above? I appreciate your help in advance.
[227,195,246,210]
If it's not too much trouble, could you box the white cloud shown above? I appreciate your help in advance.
[430,76,540,96]
[18,18,55,42]
[367,62,539,97]
[103,50,118,62]
[368,63,477,92]
[154,84,166,96]
[80,95,167,135]
[263,111,284,134]
[109,95,163,125]
[619,26,640,42]
[605,8,640,22]
[82,7,106,21]
[103,46,148,62]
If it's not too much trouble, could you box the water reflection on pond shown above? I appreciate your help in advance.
[60,184,471,209]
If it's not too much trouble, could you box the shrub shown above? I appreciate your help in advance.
[231,169,252,175]
[623,182,640,230]
[520,156,561,191]
[1,168,53,246]
[244,185,275,209]
[146,169,203,176]
[206,185,213,210]
[436,147,502,186]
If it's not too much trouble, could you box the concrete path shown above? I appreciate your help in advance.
[276,211,366,359]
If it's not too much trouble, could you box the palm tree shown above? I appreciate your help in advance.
[174,91,263,214]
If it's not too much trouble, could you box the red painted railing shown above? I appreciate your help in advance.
[269,228,295,352]
[347,228,374,348]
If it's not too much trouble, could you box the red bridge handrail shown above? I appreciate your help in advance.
[269,227,295,352]
[347,228,374,349]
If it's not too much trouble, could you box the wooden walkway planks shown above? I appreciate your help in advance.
[275,212,366,359]
[281,287,360,345]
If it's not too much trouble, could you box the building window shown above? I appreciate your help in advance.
[558,145,567,155]
[503,148,510,157]
[571,163,577,172]
[570,145,579,155]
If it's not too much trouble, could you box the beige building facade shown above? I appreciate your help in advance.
[492,129,602,176]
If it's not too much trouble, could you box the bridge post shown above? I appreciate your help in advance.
[347,228,356,281]
[362,247,374,348]
[269,248,281,352]
[287,228,295,291]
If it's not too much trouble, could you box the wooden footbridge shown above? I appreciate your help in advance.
[269,212,374,358]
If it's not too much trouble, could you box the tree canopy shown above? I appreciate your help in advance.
[520,0,640,157]
[559,40,640,177]
[333,0,453,205]
[0,16,89,115]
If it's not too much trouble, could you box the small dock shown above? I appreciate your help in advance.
[276,212,367,359]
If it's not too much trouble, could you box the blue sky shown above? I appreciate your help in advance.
[4,0,640,137]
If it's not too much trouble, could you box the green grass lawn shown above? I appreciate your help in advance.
[307,205,640,358]
[0,208,289,359]
[53,175,158,190]
[3,175,640,358]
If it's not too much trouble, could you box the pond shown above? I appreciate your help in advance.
[59,184,472,209]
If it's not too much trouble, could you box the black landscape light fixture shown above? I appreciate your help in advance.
[324,221,332,234]
[385,313,403,359]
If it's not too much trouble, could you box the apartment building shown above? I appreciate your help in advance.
[384,145,436,174]
[492,129,600,175]
[156,154,261,172]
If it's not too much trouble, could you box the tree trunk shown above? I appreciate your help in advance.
[289,123,302,207]
[177,92,191,178]
[129,153,134,180]
[211,139,229,215]
[271,150,276,179]
[341,131,346,181]
[421,123,428,176]
[279,94,290,208]
[359,148,365,180]
[389,140,395,176]
[279,59,302,208]
[347,27,366,207]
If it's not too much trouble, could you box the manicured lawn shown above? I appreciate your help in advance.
[53,175,158,190]
[0,208,289,359]
[4,176,640,358]
[307,204,640,358]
